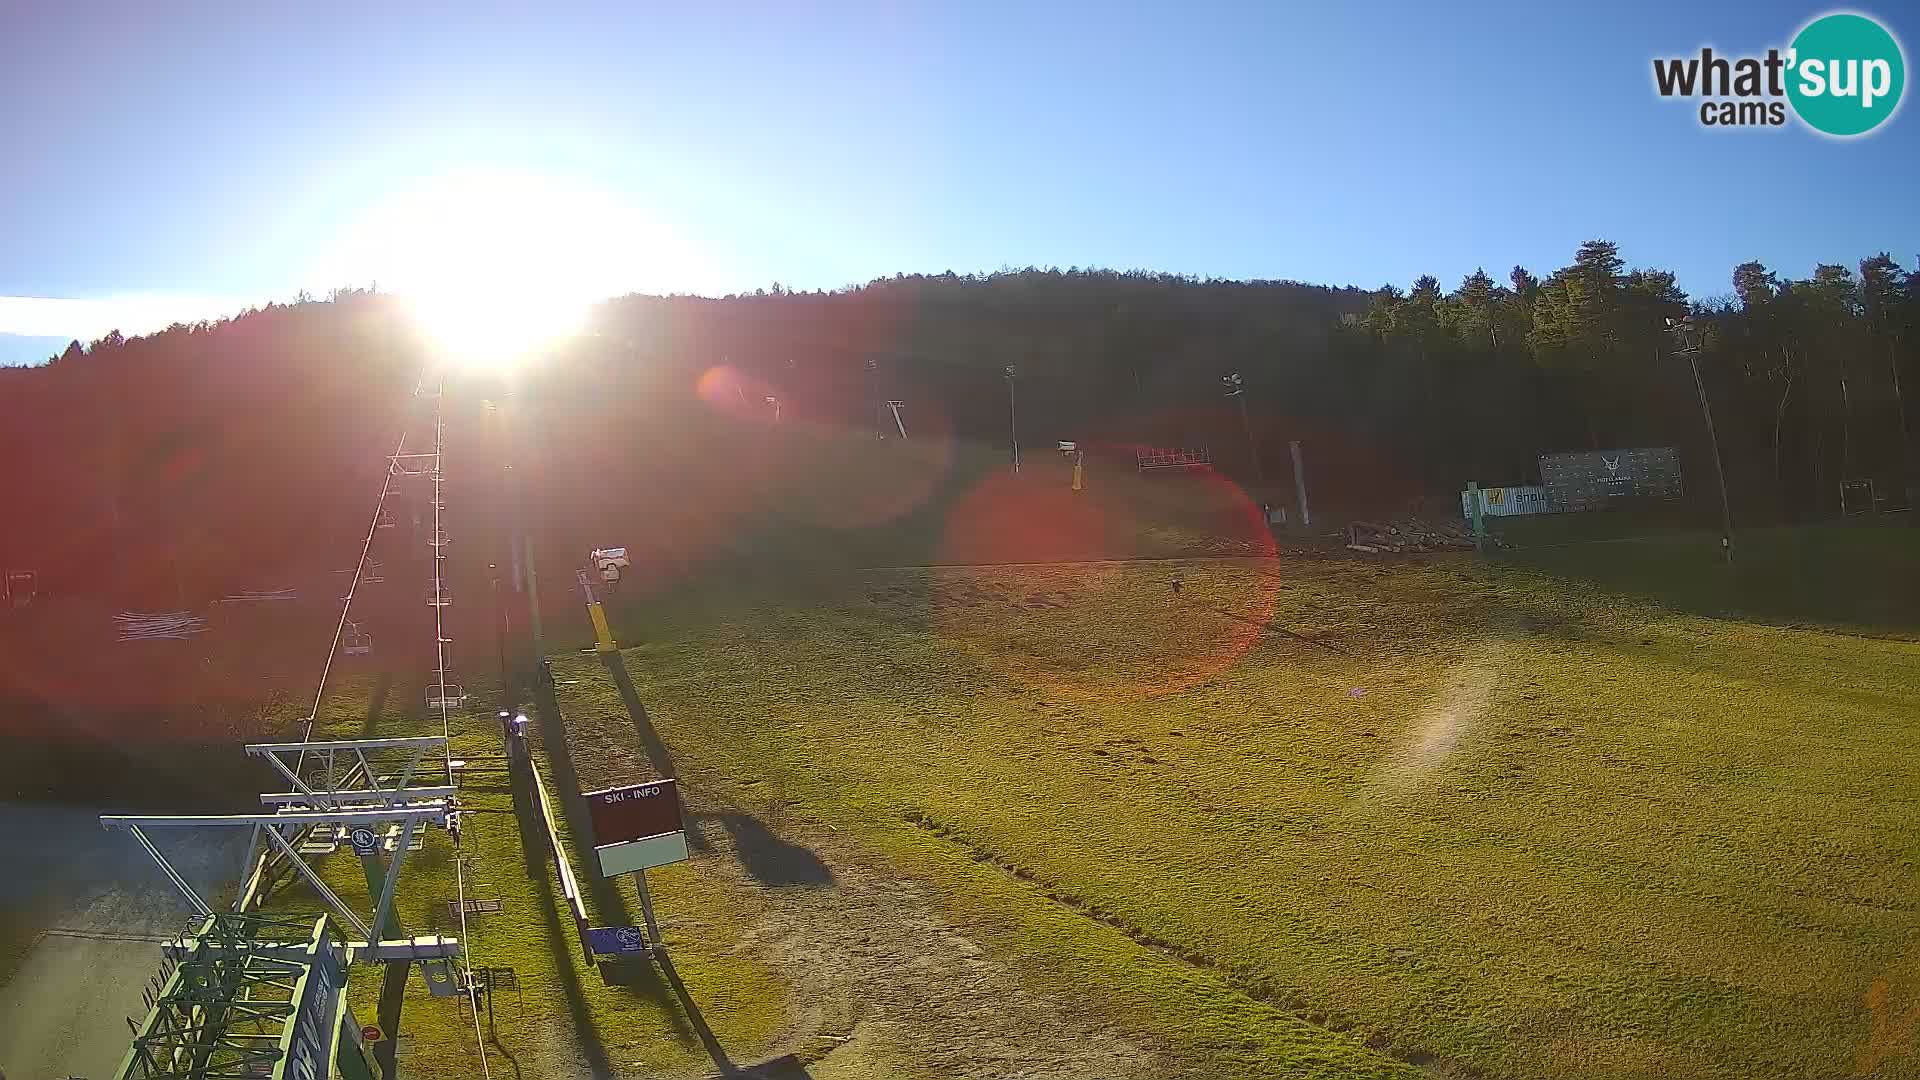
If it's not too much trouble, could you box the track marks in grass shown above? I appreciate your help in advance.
[900,808,1475,1078]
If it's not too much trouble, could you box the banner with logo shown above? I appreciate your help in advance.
[1539,448,1684,511]
[1461,485,1557,519]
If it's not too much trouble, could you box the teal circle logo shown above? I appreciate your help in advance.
[1787,13,1906,136]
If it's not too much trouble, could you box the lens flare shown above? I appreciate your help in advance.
[931,466,1282,700]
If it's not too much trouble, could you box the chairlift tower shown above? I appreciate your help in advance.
[116,911,381,1080]
[108,369,495,1079]
[102,735,461,962]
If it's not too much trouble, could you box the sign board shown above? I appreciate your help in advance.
[1461,484,1556,519]
[596,831,690,877]
[285,940,345,1080]
[1539,447,1683,511]
[584,780,682,847]
[348,826,379,857]
[586,925,650,955]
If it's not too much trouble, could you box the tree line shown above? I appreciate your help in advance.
[1,245,1912,605]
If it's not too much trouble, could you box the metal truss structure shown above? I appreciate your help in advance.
[106,369,489,1077]
[116,911,375,1080]
[102,801,450,956]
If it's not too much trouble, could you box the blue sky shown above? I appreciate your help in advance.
[1,0,1914,364]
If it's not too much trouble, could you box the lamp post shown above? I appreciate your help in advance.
[1004,364,1021,472]
[1667,316,1734,564]
[1221,372,1263,483]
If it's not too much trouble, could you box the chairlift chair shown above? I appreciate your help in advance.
[4,570,35,610]
[425,682,467,710]
[376,506,398,529]
[342,621,373,656]
[426,584,452,608]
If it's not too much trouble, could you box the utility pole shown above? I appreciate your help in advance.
[1222,372,1263,483]
[1668,317,1734,564]
[1004,364,1021,472]
[1289,440,1311,528]
[501,384,545,661]
[489,563,507,690]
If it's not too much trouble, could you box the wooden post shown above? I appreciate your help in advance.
[1289,441,1311,528]
[1466,482,1487,553]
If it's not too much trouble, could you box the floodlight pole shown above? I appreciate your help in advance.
[1223,373,1263,483]
[1005,366,1021,473]
[1237,395,1263,483]
[509,402,546,661]
[1289,440,1311,528]
[1669,318,1734,565]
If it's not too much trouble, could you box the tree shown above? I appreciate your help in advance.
[1444,269,1500,347]
[1858,253,1912,467]
[1732,261,1780,309]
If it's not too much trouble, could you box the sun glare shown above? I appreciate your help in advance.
[327,170,669,372]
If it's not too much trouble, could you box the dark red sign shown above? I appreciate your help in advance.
[583,779,682,846]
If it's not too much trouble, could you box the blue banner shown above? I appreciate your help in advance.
[586,925,649,955]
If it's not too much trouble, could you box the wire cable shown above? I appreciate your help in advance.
[424,377,495,1080]
[295,365,431,770]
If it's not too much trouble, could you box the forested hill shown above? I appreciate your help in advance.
[2,245,1914,604]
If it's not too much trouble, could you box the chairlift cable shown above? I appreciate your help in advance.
[423,373,494,1080]
[296,364,430,770]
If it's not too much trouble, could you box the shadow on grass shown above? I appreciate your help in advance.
[362,672,393,737]
[1496,520,1920,638]
[529,673,635,926]
[487,1034,525,1080]
[653,951,815,1079]
[600,651,673,777]
[374,958,408,1080]
[712,812,833,888]
[530,869,617,1080]
[598,651,712,853]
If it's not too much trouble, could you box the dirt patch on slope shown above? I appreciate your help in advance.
[687,805,1166,1080]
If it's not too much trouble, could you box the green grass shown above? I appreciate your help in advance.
[258,673,789,1078]
[541,522,1920,1080]
[1499,516,1920,635]
[0,913,37,991]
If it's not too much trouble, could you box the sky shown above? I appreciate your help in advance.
[1,0,1915,365]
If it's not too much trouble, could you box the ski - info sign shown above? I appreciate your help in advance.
[585,779,688,877]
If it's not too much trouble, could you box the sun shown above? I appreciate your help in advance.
[329,170,664,372]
